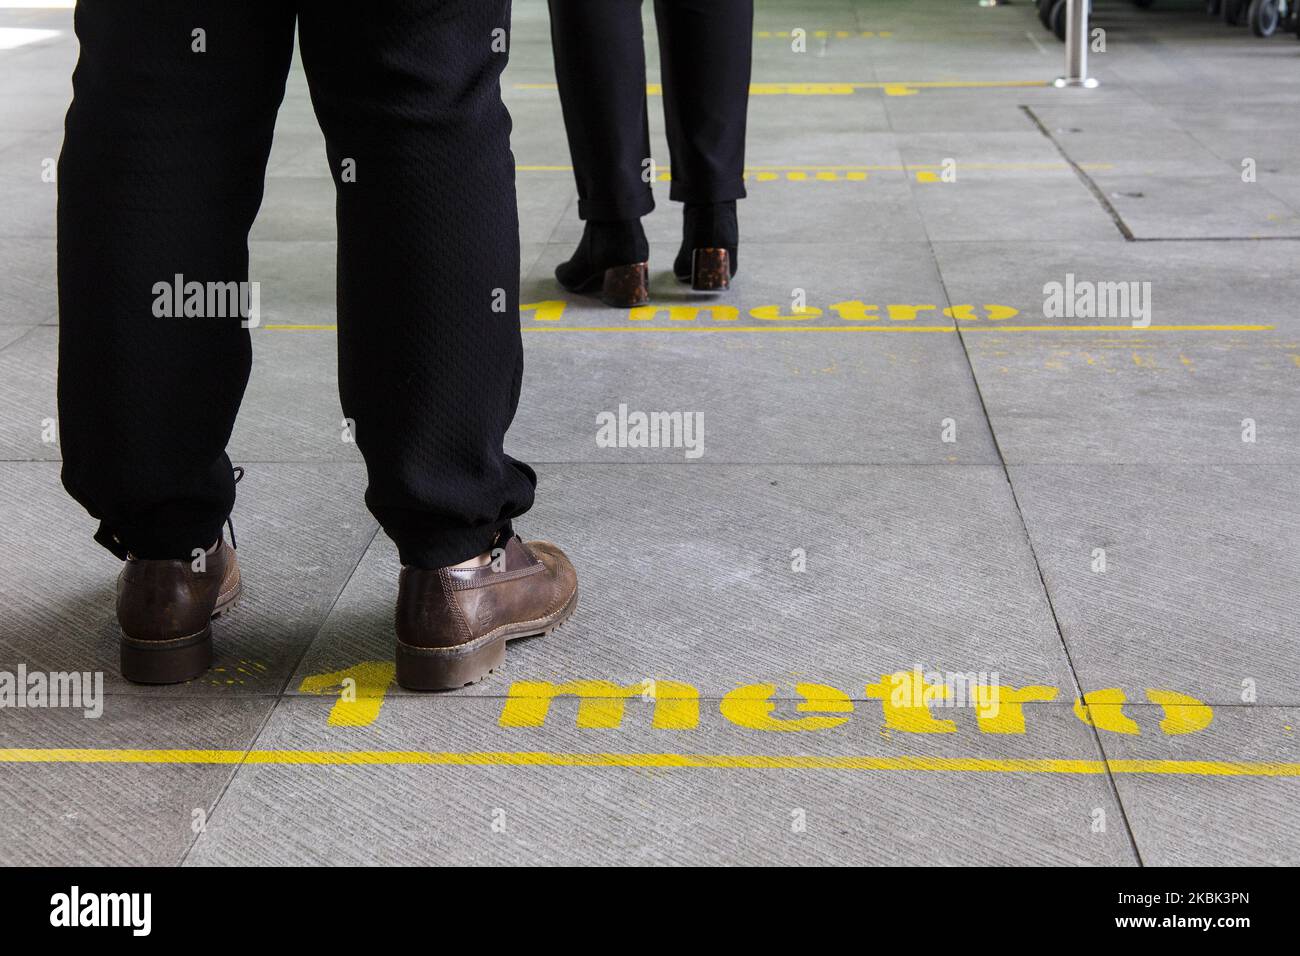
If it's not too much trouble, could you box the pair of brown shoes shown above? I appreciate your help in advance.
[115,534,577,690]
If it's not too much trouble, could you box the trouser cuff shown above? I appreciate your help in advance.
[393,520,517,570]
[669,176,747,205]
[95,517,226,561]
[578,190,656,222]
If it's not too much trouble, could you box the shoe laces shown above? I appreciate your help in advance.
[226,465,244,551]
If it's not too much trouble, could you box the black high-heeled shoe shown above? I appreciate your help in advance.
[555,219,650,308]
[673,201,739,291]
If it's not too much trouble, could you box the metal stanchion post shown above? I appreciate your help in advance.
[1054,0,1099,88]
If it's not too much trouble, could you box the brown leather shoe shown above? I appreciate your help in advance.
[395,535,577,690]
[116,538,242,684]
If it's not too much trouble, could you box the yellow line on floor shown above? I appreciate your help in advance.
[514,81,1050,94]
[522,325,958,333]
[2,749,1298,776]
[963,324,1274,332]
[262,323,1273,334]
[515,162,1115,172]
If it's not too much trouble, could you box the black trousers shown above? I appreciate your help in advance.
[547,0,753,221]
[57,0,536,569]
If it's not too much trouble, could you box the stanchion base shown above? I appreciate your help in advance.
[1054,77,1100,89]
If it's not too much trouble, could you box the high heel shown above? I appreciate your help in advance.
[600,262,650,307]
[689,249,731,291]
[674,201,739,290]
[556,220,650,308]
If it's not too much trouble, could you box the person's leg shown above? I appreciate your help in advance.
[548,0,654,222]
[298,0,577,691]
[547,0,653,306]
[654,0,753,207]
[296,0,536,570]
[653,0,753,287]
[58,0,296,560]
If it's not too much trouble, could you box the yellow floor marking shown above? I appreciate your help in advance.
[298,662,396,727]
[1,749,1298,776]
[756,32,893,39]
[514,81,1049,96]
[260,324,954,333]
[262,323,1273,334]
[966,324,1273,332]
[523,325,956,333]
[515,162,1114,173]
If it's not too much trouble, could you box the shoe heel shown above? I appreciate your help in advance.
[691,249,730,291]
[120,626,212,684]
[396,636,507,691]
[600,262,650,307]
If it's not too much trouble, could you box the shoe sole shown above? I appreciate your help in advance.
[394,585,578,691]
[119,576,242,685]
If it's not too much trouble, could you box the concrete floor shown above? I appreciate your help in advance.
[1,0,1298,865]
